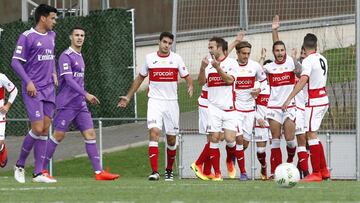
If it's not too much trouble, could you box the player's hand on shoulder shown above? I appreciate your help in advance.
[118,96,130,108]
[26,81,37,97]
[86,93,100,105]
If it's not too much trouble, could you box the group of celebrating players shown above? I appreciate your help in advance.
[0,3,329,184]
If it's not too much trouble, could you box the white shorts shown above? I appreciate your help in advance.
[147,98,179,135]
[0,122,5,141]
[266,107,296,125]
[295,108,306,135]
[207,103,238,133]
[254,127,271,142]
[198,105,208,135]
[236,111,255,140]
[304,105,328,132]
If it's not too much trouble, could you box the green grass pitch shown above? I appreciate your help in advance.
[0,143,359,202]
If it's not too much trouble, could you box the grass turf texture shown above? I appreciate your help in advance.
[0,143,359,202]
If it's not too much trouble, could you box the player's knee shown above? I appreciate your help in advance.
[166,135,176,146]
[53,131,65,142]
[31,126,44,136]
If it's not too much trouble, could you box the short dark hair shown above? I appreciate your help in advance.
[209,36,228,52]
[272,40,286,51]
[235,41,252,52]
[159,32,174,41]
[263,59,273,66]
[70,26,85,35]
[303,33,317,49]
[35,4,57,23]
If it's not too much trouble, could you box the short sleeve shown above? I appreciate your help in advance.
[301,57,312,77]
[12,34,29,62]
[0,74,16,92]
[177,55,189,78]
[139,56,149,77]
[58,54,73,76]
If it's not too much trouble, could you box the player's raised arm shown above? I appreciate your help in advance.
[272,15,280,42]
[118,74,146,108]
[198,56,209,86]
[228,31,245,54]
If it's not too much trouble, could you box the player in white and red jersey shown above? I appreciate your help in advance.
[263,15,298,177]
[282,33,330,182]
[223,41,267,181]
[118,32,193,181]
[191,36,241,181]
[0,73,18,168]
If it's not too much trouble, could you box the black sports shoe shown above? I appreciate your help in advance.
[164,169,173,181]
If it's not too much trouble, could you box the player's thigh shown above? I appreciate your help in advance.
[53,109,77,133]
[207,104,223,133]
[23,93,44,122]
[295,109,306,136]
[163,100,179,136]
[283,118,295,141]
[198,106,208,135]
[268,118,281,139]
[0,122,5,141]
[75,108,95,134]
[147,98,163,131]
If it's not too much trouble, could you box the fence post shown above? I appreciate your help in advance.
[178,133,183,179]
[98,119,103,168]
[356,0,360,181]
[326,132,332,174]
[171,0,178,52]
[48,124,53,176]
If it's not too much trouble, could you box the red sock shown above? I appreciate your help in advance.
[235,149,246,173]
[195,142,210,166]
[309,143,321,173]
[226,145,236,163]
[166,148,176,170]
[203,158,212,175]
[270,148,282,174]
[318,141,328,170]
[210,147,220,175]
[286,146,296,163]
[257,152,266,166]
[148,146,158,173]
[297,151,309,172]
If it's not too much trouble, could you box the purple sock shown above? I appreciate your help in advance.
[16,131,38,167]
[33,136,47,175]
[85,140,102,172]
[42,137,59,170]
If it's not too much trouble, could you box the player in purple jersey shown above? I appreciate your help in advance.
[11,4,58,183]
[41,27,120,182]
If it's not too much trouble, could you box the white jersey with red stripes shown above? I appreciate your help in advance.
[301,52,329,107]
[206,56,239,111]
[139,51,189,100]
[0,73,16,107]
[234,59,267,111]
[264,55,296,108]
[255,83,270,125]
[198,84,208,108]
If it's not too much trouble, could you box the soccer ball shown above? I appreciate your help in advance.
[274,163,300,188]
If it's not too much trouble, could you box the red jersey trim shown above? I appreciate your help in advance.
[236,109,255,113]
[149,68,178,82]
[308,87,327,99]
[200,90,208,99]
[296,106,305,111]
[255,125,270,128]
[306,103,329,108]
[268,71,295,87]
[181,74,189,78]
[9,86,16,93]
[198,104,208,108]
[157,51,170,58]
[268,105,295,109]
[275,54,287,65]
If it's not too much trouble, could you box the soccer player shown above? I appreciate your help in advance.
[41,27,120,182]
[0,74,18,168]
[230,41,267,181]
[191,36,240,181]
[254,50,272,180]
[11,4,58,183]
[282,33,330,182]
[264,15,298,178]
[118,32,193,181]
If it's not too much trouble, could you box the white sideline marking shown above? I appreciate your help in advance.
[0,186,59,191]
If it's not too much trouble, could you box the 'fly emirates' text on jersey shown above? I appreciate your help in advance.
[264,55,296,108]
[140,51,189,101]
[205,56,239,111]
[234,59,267,111]
[301,52,329,107]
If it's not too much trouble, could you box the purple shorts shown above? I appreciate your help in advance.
[23,85,55,122]
[53,106,94,132]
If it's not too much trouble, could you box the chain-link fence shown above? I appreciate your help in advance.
[0,8,135,136]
